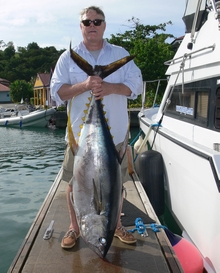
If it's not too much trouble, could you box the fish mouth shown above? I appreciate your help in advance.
[96,237,108,258]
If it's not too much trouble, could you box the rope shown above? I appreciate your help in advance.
[132,122,161,162]
[150,54,187,150]
[130,129,142,146]
[128,217,167,237]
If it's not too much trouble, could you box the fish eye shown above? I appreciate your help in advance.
[99,237,106,245]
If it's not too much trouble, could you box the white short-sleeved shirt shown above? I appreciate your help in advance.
[51,40,143,145]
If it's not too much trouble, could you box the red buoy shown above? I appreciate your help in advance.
[164,228,204,273]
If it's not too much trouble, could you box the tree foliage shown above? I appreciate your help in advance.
[1,19,180,107]
[10,80,33,102]
[0,41,65,104]
[107,18,178,107]
[0,42,65,83]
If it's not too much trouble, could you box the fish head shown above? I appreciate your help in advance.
[80,213,114,258]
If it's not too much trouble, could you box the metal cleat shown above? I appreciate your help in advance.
[43,220,54,240]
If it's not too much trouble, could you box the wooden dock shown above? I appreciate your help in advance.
[8,169,183,273]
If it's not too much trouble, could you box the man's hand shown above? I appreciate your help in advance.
[85,76,102,91]
[90,77,104,100]
[91,79,132,100]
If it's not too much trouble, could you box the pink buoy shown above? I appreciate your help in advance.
[164,228,204,273]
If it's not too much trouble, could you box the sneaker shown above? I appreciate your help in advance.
[61,229,80,249]
[114,226,137,244]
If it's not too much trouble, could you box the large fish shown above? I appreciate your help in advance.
[68,45,134,258]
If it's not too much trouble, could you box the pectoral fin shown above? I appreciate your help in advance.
[117,131,135,181]
[92,178,102,214]
[117,128,130,165]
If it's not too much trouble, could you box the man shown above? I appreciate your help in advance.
[50,6,143,249]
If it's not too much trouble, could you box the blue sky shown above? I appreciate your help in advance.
[1,0,186,50]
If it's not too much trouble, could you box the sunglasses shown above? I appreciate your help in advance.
[81,19,105,27]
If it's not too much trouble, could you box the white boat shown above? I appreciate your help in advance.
[137,0,220,272]
[0,105,56,127]
[0,107,16,117]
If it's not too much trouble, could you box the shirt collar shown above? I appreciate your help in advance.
[78,39,109,52]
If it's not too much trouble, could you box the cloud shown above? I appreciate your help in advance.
[1,0,186,50]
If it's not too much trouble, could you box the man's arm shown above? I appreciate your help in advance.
[57,76,103,101]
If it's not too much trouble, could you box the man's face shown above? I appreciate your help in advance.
[80,9,106,44]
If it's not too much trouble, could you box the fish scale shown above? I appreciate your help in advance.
[72,95,122,257]
[68,47,134,257]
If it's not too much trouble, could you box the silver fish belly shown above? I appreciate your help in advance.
[68,47,133,257]
[72,96,122,258]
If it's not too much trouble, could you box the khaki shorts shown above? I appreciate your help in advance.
[62,143,129,184]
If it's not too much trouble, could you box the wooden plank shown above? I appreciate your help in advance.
[18,180,172,273]
[8,170,183,273]
[134,179,184,273]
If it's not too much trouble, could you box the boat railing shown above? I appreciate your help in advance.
[164,44,215,66]
[162,43,216,114]
[141,79,167,113]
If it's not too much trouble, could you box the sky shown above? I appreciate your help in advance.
[1,0,186,51]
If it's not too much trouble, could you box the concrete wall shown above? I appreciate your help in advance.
[0,91,11,103]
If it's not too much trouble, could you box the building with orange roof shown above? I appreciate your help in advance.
[33,72,55,106]
[0,78,11,103]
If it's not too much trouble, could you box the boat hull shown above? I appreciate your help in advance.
[0,108,56,128]
[139,112,220,273]
[138,2,220,271]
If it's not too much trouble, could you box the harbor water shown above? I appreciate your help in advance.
[0,126,66,273]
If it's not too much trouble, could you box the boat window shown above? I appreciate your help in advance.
[167,89,195,119]
[166,87,209,126]
[214,88,220,129]
[196,91,208,124]
[182,0,207,33]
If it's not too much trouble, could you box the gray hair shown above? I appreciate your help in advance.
[80,6,105,21]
